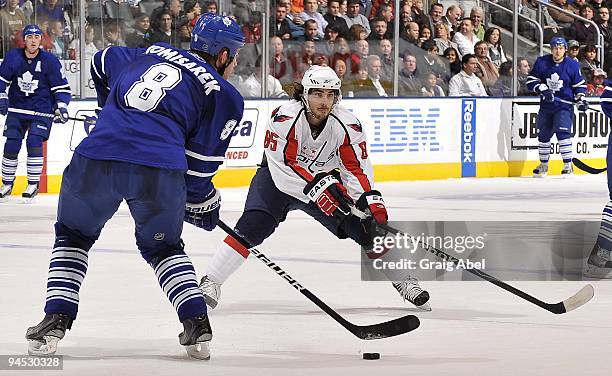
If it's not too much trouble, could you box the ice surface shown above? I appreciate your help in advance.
[1,175,610,375]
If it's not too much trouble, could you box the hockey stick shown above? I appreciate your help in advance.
[572,157,607,174]
[555,98,603,114]
[350,209,595,314]
[216,219,420,340]
[8,107,85,121]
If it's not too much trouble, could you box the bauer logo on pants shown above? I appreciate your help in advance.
[461,99,476,177]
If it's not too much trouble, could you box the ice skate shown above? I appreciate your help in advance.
[584,243,612,279]
[179,314,213,360]
[22,183,39,203]
[0,184,12,202]
[533,162,548,178]
[199,275,221,309]
[561,162,573,176]
[393,277,431,311]
[25,313,73,355]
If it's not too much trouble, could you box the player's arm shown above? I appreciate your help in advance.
[184,87,244,231]
[47,55,71,123]
[600,80,612,118]
[525,58,554,102]
[90,48,112,111]
[0,50,17,115]
[335,116,388,225]
[570,60,589,111]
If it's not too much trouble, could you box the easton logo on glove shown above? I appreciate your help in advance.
[304,173,351,217]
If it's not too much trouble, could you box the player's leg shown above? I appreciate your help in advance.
[302,203,431,310]
[585,145,612,277]
[553,109,574,175]
[534,109,554,177]
[26,154,123,355]
[22,126,48,200]
[124,165,210,359]
[201,166,295,308]
[0,116,27,200]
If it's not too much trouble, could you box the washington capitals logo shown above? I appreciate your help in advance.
[273,113,293,123]
[347,123,362,132]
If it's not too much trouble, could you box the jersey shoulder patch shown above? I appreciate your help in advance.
[332,105,362,132]
[272,101,302,123]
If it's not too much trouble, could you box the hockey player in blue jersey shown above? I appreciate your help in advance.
[24,14,245,360]
[526,37,588,177]
[585,79,612,277]
[0,24,70,202]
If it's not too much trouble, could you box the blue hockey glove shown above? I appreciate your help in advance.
[575,93,589,112]
[83,115,97,135]
[0,93,8,116]
[184,189,221,231]
[536,84,555,103]
[54,103,69,123]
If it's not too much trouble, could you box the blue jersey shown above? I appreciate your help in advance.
[79,43,244,202]
[526,55,586,111]
[0,48,71,119]
[600,79,612,119]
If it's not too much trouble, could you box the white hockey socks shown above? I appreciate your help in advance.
[559,138,572,163]
[205,235,250,285]
[538,141,551,163]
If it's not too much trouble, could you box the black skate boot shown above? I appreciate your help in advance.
[179,314,213,360]
[393,277,432,311]
[26,313,73,355]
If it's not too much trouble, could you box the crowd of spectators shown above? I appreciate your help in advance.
[0,0,609,98]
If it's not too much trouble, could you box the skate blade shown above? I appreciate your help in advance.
[28,337,59,356]
[583,264,612,279]
[202,295,218,310]
[22,196,36,204]
[0,197,8,203]
[185,342,211,360]
[416,302,432,311]
[533,173,547,178]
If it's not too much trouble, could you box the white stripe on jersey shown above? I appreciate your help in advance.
[185,150,225,162]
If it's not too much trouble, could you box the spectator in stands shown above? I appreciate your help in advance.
[418,39,447,79]
[489,60,513,96]
[597,6,612,72]
[377,4,395,38]
[345,0,371,36]
[365,54,391,96]
[105,22,127,47]
[420,3,444,35]
[568,5,599,45]
[242,11,263,44]
[318,24,340,55]
[474,40,499,90]
[369,0,394,19]
[1,0,26,48]
[290,40,319,79]
[453,18,479,57]
[183,0,202,23]
[398,53,422,96]
[334,59,347,83]
[368,17,388,41]
[270,36,293,88]
[419,25,432,46]
[36,0,63,22]
[150,0,183,33]
[579,43,601,77]
[589,0,607,10]
[549,0,577,29]
[411,0,426,25]
[204,1,218,13]
[444,47,462,77]
[517,57,532,95]
[234,56,290,98]
[484,27,507,69]
[348,67,377,97]
[520,0,562,41]
[300,0,328,38]
[126,14,151,48]
[586,67,606,95]
[448,54,488,96]
[379,38,394,80]
[299,19,321,41]
[48,19,64,58]
[399,2,413,33]
[68,24,98,61]
[567,39,581,60]
[290,0,306,14]
[348,23,367,40]
[400,21,420,49]
[573,0,588,11]
[434,23,458,56]
[330,36,359,74]
[145,11,179,47]
[470,6,485,40]
[271,4,293,40]
[324,0,350,39]
[442,5,462,34]
[351,38,369,70]
[339,0,348,15]
[421,71,445,96]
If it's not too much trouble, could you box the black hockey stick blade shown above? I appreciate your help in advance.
[376,221,594,315]
[573,158,607,174]
[216,219,420,340]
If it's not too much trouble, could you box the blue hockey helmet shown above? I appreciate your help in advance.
[22,24,43,39]
[550,37,568,48]
[190,13,245,58]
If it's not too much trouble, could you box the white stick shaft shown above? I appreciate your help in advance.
[8,107,54,118]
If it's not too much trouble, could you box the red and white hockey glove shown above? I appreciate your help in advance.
[303,172,352,218]
[356,190,388,225]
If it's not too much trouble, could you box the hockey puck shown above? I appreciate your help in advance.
[363,352,380,360]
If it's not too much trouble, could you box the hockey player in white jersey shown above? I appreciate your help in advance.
[199,65,431,311]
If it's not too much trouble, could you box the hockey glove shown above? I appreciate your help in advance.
[0,93,8,116]
[303,172,352,218]
[575,93,589,112]
[356,190,388,225]
[536,84,555,103]
[184,189,221,231]
[53,103,69,123]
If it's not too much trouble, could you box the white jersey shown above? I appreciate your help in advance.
[265,100,374,203]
